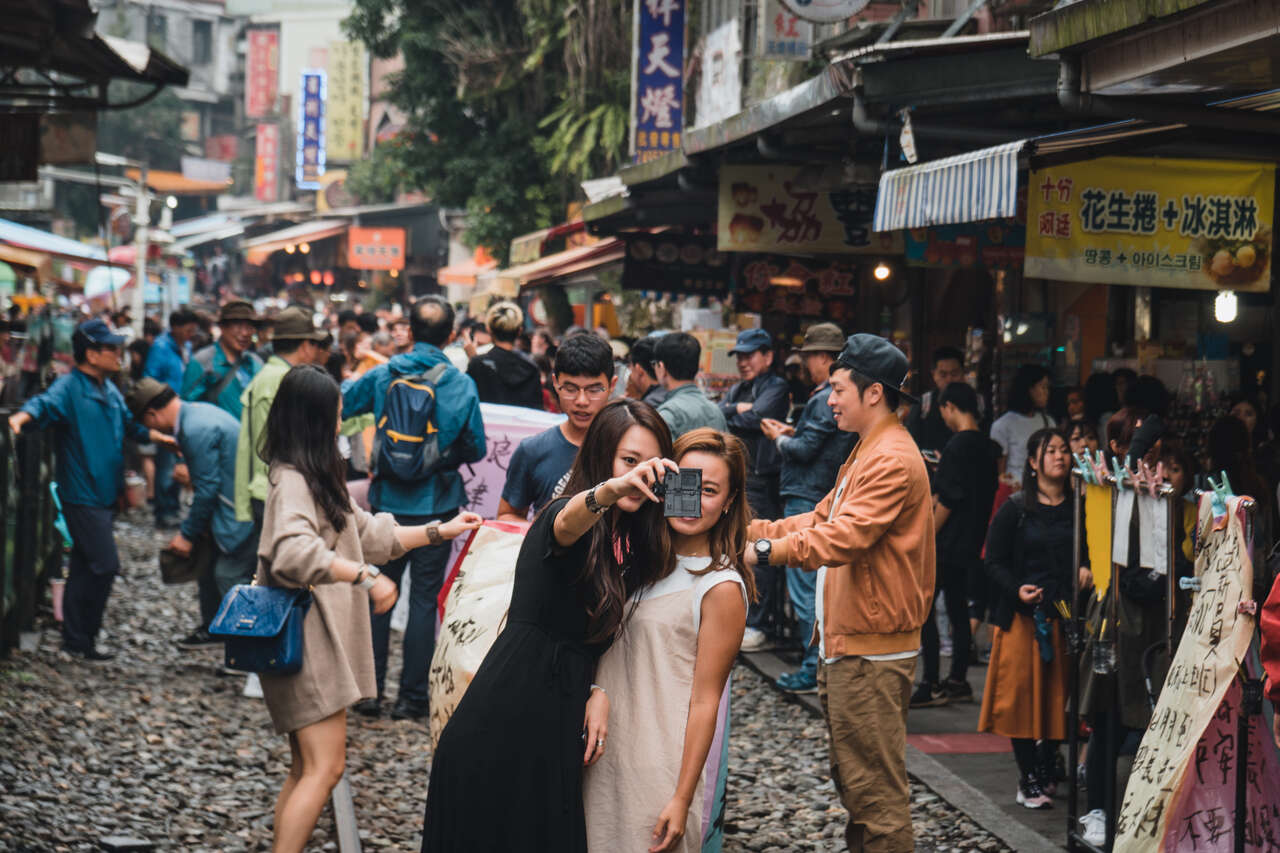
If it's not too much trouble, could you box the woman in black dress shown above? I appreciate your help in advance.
[423,399,678,852]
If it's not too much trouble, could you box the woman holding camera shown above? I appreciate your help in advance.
[423,399,679,853]
[584,428,757,853]
[255,365,481,853]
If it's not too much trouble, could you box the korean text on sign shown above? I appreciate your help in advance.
[1025,156,1275,291]
[634,0,684,163]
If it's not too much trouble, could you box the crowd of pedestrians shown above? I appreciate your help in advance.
[15,292,1280,853]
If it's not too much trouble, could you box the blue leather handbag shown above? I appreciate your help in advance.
[208,583,312,674]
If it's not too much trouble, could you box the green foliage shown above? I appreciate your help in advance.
[344,0,634,263]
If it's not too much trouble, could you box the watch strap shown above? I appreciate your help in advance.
[585,482,609,514]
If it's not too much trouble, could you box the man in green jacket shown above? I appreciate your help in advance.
[234,307,332,525]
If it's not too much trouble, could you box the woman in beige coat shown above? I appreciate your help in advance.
[256,365,480,853]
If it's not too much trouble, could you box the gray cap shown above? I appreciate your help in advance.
[835,333,916,403]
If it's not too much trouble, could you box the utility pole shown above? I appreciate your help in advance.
[132,163,149,338]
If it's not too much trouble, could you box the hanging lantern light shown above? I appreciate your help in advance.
[1215,289,1238,323]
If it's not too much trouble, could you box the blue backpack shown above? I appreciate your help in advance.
[372,362,451,482]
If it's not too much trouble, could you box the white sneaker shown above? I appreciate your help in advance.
[740,627,769,652]
[1080,809,1106,846]
[242,672,263,699]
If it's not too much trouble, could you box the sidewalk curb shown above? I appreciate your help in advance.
[737,651,1064,852]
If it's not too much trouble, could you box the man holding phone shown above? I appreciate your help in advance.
[758,323,856,694]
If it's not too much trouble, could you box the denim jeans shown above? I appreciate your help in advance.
[197,533,259,628]
[154,446,180,522]
[370,511,452,704]
[783,496,819,673]
[61,504,120,653]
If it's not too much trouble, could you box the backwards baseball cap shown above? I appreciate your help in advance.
[728,328,773,355]
[76,318,125,348]
[271,306,332,345]
[835,333,916,403]
[125,377,174,420]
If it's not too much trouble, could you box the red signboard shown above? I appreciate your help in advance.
[245,28,279,119]
[204,134,238,162]
[254,123,279,202]
[347,227,406,270]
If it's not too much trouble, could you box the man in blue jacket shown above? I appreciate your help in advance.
[181,300,262,419]
[128,378,256,648]
[719,328,790,649]
[144,308,199,528]
[759,323,858,689]
[9,320,176,661]
[342,295,486,720]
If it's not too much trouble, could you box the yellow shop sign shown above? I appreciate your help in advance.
[1025,157,1274,292]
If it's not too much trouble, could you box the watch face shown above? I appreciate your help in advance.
[755,539,769,555]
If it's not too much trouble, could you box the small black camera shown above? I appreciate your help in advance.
[661,468,703,518]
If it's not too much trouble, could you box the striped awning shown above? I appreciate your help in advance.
[872,140,1026,232]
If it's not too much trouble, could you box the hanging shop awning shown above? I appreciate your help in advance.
[873,140,1024,232]
[242,220,350,265]
[124,168,233,196]
[170,223,244,254]
[0,217,106,263]
[496,239,625,289]
[0,245,53,281]
[438,248,497,287]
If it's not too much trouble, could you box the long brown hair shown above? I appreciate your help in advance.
[672,428,758,603]
[559,398,675,643]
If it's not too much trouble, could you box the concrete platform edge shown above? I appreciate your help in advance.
[738,651,1065,852]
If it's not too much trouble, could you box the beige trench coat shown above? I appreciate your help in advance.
[255,464,407,734]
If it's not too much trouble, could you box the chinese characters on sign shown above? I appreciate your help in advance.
[758,0,812,60]
[245,28,278,119]
[296,70,326,190]
[346,227,405,271]
[254,123,279,202]
[1025,156,1275,291]
[717,166,903,255]
[1113,496,1280,852]
[326,41,365,163]
[621,236,729,294]
[737,255,859,324]
[904,220,1026,271]
[633,0,684,163]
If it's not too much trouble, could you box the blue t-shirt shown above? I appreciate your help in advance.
[501,425,578,514]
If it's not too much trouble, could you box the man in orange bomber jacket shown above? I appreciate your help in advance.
[745,333,935,853]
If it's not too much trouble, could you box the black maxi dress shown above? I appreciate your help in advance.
[422,497,608,852]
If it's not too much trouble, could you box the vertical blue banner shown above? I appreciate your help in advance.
[634,0,684,163]
[296,69,327,189]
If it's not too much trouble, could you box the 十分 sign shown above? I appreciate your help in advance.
[296,69,327,190]
[633,0,684,163]
[718,165,903,256]
[1025,156,1275,292]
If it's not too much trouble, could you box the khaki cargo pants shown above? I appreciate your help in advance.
[817,655,916,853]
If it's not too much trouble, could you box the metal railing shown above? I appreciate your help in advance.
[0,418,61,658]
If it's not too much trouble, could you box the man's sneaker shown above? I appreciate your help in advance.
[909,682,949,708]
[353,697,383,717]
[1016,775,1053,809]
[740,627,770,652]
[776,669,818,694]
[60,645,115,663]
[177,628,219,649]
[1079,809,1106,845]
[941,678,974,703]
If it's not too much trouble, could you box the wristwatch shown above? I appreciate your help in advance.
[754,538,772,566]
[355,563,381,591]
[585,482,610,515]
[425,520,443,545]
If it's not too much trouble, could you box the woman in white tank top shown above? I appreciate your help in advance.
[584,428,757,852]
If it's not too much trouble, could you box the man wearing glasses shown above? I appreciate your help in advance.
[9,320,177,662]
[496,332,616,521]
